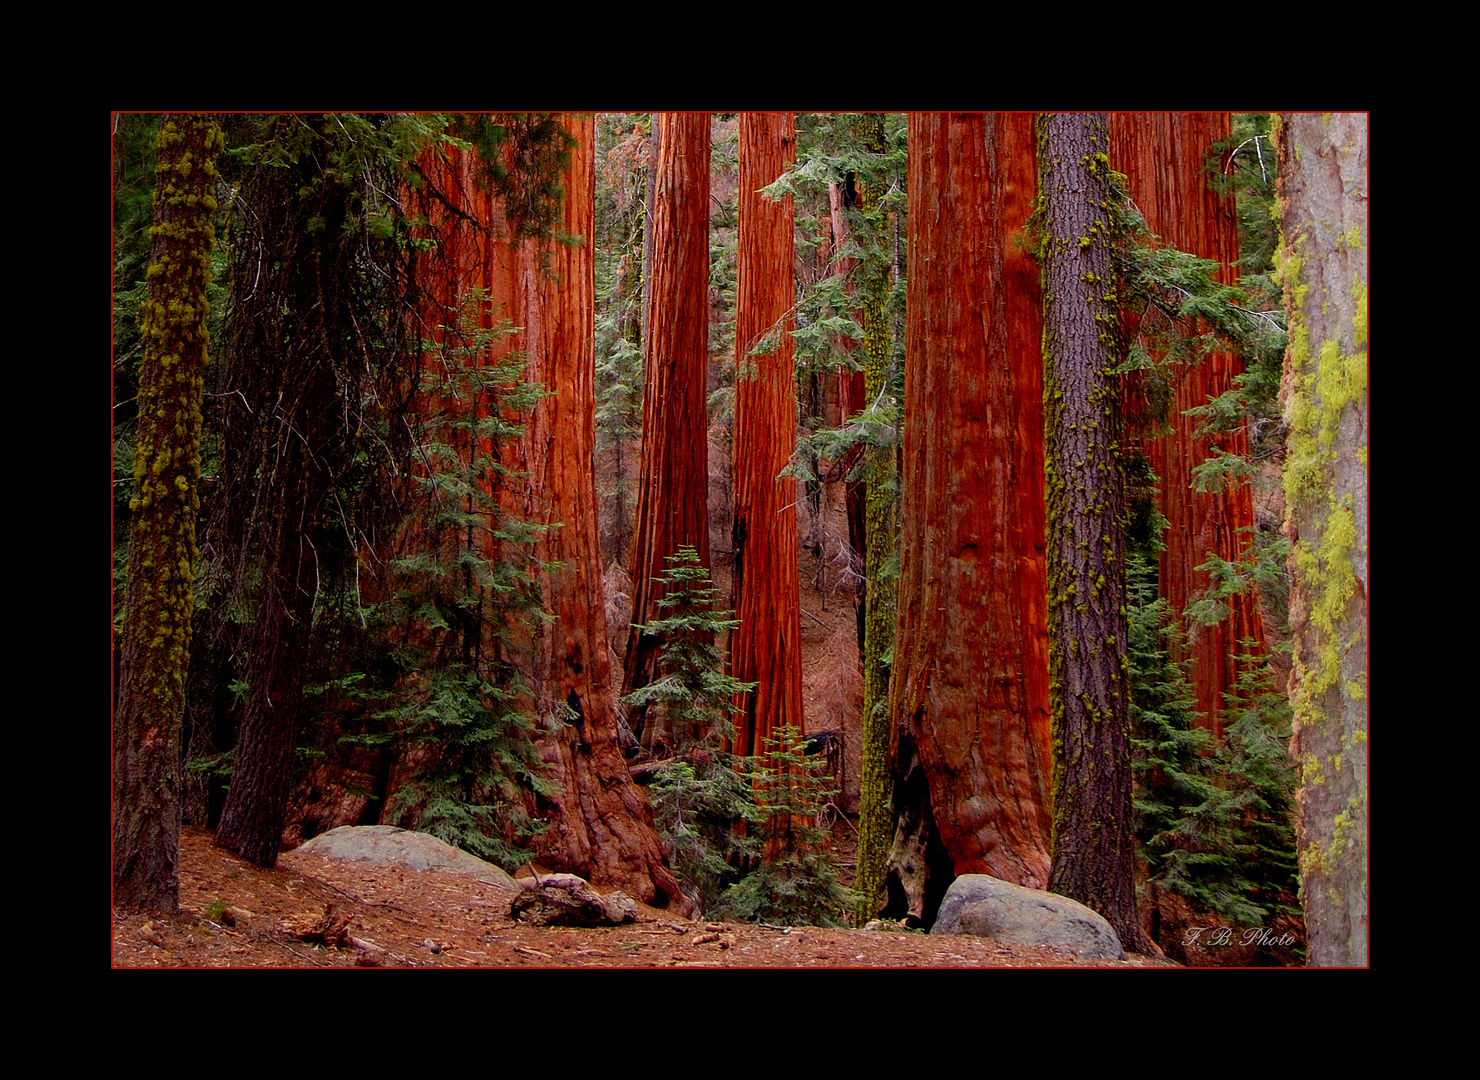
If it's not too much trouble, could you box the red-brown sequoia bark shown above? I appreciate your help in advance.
[500,116,684,910]
[622,113,712,752]
[730,112,804,764]
[886,113,1053,919]
[1111,112,1266,738]
[1040,113,1151,953]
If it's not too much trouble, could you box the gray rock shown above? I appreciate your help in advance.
[293,825,518,888]
[931,874,1126,961]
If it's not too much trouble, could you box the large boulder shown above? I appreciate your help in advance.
[931,874,1126,961]
[293,826,518,888]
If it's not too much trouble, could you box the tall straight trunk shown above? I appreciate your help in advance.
[886,113,1053,922]
[1277,112,1367,967]
[1111,112,1267,738]
[509,115,686,910]
[214,114,371,869]
[828,165,867,599]
[853,112,898,923]
[114,115,222,912]
[623,113,712,753]
[729,112,804,764]
[1040,112,1150,953]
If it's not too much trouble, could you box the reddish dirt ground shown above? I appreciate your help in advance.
[111,829,1174,969]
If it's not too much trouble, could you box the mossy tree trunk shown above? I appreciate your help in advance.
[729,113,804,768]
[1276,112,1367,967]
[1039,112,1152,953]
[1111,112,1267,738]
[623,113,712,754]
[113,114,222,913]
[885,113,1054,924]
[853,112,898,925]
[509,116,687,912]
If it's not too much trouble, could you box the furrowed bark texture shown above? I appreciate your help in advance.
[623,113,712,752]
[287,143,499,843]
[1277,112,1367,967]
[114,115,222,912]
[1040,113,1150,952]
[730,112,804,764]
[1111,112,1266,738]
[215,114,378,869]
[887,113,1053,920]
[509,116,685,911]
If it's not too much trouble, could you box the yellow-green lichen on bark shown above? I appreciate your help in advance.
[113,114,224,914]
[1277,111,1368,967]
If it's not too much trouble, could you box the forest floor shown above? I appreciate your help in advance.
[110,829,1175,968]
[113,496,1176,969]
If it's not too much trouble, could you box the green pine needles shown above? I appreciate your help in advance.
[721,725,855,928]
[623,546,754,914]
[368,310,555,870]
[622,549,851,924]
[1130,555,1302,960]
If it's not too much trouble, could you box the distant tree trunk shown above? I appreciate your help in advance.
[1039,112,1151,953]
[113,114,222,912]
[512,115,687,911]
[641,117,659,351]
[729,112,804,765]
[1111,112,1267,738]
[1277,112,1367,967]
[885,113,1053,924]
[623,113,712,753]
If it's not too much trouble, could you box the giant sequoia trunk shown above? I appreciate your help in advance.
[1277,112,1368,967]
[729,112,804,764]
[507,116,685,911]
[1040,113,1151,953]
[1111,112,1267,738]
[623,112,712,753]
[114,115,222,912]
[885,113,1053,922]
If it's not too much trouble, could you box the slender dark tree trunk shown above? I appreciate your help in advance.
[1040,112,1151,952]
[730,113,803,765]
[215,561,312,866]
[114,114,222,912]
[623,113,712,753]
[886,113,1053,924]
[211,114,413,868]
[1277,111,1368,967]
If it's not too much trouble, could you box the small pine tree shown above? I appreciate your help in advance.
[1206,648,1303,962]
[365,312,554,870]
[1131,555,1302,959]
[719,724,854,927]
[1130,554,1217,888]
[622,547,755,915]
